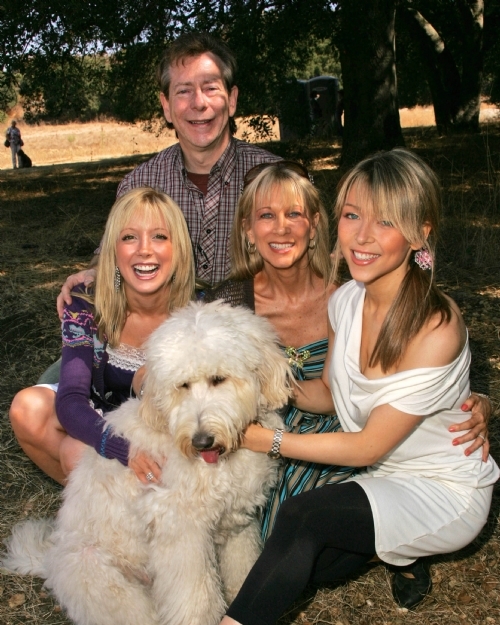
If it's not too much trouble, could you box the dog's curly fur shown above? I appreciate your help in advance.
[3,301,292,625]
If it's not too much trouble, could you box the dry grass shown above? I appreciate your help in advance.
[398,103,500,129]
[0,116,281,169]
[0,119,499,625]
[3,105,498,170]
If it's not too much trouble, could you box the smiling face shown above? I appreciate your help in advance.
[115,212,174,298]
[245,185,318,272]
[337,182,421,289]
[160,52,238,166]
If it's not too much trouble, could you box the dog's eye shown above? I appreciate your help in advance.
[210,376,226,386]
[180,382,190,389]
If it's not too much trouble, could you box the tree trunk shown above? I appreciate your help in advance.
[454,0,483,130]
[338,0,405,167]
[399,6,461,134]
[399,0,483,134]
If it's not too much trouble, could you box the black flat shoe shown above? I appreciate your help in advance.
[392,559,432,609]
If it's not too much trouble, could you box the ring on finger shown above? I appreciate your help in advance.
[146,472,154,482]
[478,434,487,442]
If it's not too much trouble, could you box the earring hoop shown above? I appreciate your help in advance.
[114,266,121,290]
[247,240,256,254]
[308,237,317,250]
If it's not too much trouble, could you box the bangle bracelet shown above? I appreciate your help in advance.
[267,428,284,459]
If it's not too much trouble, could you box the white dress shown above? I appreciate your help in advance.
[328,280,499,566]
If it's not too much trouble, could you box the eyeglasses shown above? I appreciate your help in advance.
[242,160,314,191]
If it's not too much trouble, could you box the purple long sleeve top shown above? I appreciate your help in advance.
[55,285,145,466]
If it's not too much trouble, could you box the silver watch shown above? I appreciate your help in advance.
[267,428,284,459]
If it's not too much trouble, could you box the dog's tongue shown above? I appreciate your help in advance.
[200,449,220,464]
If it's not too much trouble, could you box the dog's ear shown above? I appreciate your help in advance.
[138,392,159,429]
[138,372,171,433]
[255,343,294,411]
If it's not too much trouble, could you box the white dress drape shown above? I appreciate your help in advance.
[329,280,499,565]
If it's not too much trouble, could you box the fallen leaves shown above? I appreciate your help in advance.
[8,592,25,608]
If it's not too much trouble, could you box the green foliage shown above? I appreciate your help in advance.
[210,1,330,117]
[0,0,179,122]
[296,39,342,82]
[0,0,397,127]
[105,44,164,122]
[239,115,277,142]
[2,0,499,137]
[20,54,109,123]
[0,72,18,119]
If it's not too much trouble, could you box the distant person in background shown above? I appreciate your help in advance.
[6,120,22,169]
[310,90,322,121]
[335,88,344,136]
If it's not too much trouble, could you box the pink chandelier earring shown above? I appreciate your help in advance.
[414,248,433,271]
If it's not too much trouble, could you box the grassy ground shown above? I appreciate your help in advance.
[0,116,281,169]
[1,104,497,170]
[0,124,499,625]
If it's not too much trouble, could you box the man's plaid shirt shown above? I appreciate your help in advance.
[117,137,280,285]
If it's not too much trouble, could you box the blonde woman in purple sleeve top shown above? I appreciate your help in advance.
[9,188,195,485]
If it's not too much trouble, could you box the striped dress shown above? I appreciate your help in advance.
[261,339,356,540]
[202,279,357,541]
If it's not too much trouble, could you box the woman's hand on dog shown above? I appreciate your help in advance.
[129,451,163,484]
[241,423,274,454]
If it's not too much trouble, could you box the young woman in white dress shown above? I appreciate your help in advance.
[220,148,499,625]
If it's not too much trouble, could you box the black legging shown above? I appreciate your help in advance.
[227,481,375,625]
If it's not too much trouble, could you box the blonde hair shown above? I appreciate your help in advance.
[331,148,451,371]
[230,164,332,284]
[94,188,195,346]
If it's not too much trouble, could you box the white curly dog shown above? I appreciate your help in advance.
[3,301,292,625]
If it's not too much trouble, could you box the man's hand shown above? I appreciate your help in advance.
[449,393,491,461]
[57,269,96,319]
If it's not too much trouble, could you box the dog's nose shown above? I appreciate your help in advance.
[192,433,215,450]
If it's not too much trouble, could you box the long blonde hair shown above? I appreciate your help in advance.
[93,188,195,346]
[331,148,451,371]
[230,163,332,284]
